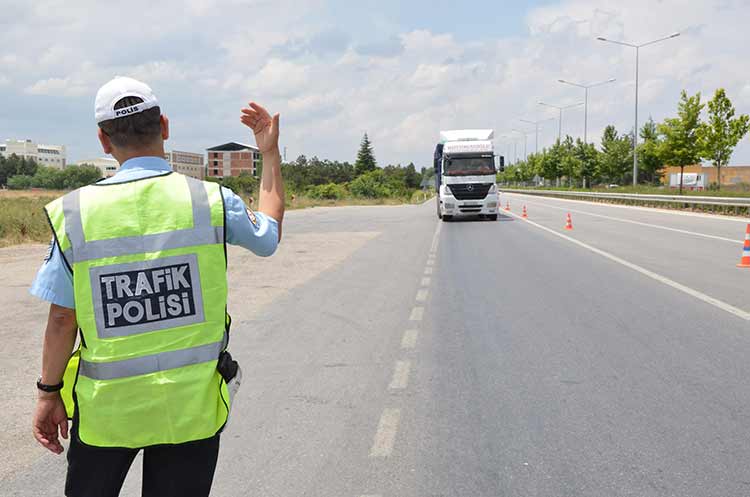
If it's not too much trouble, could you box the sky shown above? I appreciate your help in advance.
[1,0,750,168]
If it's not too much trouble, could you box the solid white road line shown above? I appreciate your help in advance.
[506,210,750,321]
[410,307,424,321]
[424,267,434,275]
[401,329,419,349]
[388,360,411,389]
[504,191,750,223]
[421,277,431,287]
[519,198,743,244]
[416,288,429,302]
[370,408,401,457]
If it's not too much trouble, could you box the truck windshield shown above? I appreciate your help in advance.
[444,156,495,176]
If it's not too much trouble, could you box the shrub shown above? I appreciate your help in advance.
[349,170,393,198]
[307,183,347,199]
[7,175,34,190]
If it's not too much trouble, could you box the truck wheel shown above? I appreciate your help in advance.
[436,201,442,219]
[442,215,452,222]
[488,214,498,221]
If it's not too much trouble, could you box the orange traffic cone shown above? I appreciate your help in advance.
[738,224,750,268]
[564,213,573,230]
[504,201,510,211]
[522,205,528,218]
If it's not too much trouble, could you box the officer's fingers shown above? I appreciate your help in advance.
[59,418,69,440]
[240,107,259,117]
[272,113,280,133]
[249,102,272,120]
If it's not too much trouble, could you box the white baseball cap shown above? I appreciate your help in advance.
[94,76,160,123]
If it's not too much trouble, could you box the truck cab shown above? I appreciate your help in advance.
[434,129,501,221]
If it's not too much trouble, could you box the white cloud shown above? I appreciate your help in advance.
[2,0,750,166]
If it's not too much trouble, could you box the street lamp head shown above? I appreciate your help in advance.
[596,36,608,41]
[669,32,681,38]
[607,78,616,82]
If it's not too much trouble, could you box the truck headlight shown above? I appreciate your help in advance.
[442,185,453,196]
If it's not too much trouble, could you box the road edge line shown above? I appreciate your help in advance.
[506,210,750,322]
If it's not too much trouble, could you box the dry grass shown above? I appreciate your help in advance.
[0,189,435,247]
[0,192,54,247]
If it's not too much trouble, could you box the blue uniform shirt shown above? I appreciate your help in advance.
[30,156,278,309]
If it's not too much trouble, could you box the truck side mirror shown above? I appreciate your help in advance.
[498,156,505,172]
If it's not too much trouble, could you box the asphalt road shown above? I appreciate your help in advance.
[2,195,750,497]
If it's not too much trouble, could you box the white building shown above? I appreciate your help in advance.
[165,150,205,179]
[0,139,67,169]
[76,157,120,178]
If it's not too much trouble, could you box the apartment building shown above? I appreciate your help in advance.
[0,139,66,169]
[76,157,120,178]
[165,150,205,179]
[205,142,262,178]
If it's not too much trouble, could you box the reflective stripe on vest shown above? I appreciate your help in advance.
[61,177,223,264]
[80,339,224,380]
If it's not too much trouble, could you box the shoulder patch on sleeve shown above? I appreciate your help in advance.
[246,207,259,228]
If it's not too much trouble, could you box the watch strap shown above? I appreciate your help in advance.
[37,378,64,393]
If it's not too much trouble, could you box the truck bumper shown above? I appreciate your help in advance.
[440,193,499,217]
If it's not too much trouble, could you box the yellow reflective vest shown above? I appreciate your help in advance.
[45,171,231,448]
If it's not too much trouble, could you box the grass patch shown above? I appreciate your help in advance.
[0,189,435,247]
[0,190,61,247]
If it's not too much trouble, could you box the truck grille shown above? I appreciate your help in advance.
[448,183,492,200]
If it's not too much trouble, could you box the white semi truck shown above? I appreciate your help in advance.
[434,129,501,221]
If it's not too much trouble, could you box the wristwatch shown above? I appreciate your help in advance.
[36,377,64,393]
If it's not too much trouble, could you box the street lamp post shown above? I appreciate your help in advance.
[557,78,616,144]
[511,128,531,160]
[537,101,584,142]
[597,32,680,186]
[519,118,556,154]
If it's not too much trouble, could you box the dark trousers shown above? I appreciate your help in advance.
[65,427,220,497]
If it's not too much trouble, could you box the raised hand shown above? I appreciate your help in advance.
[240,102,280,154]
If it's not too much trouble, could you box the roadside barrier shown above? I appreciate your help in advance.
[500,188,750,216]
[564,213,574,230]
[739,224,750,268]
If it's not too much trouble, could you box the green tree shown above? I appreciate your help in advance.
[61,164,102,189]
[574,139,599,187]
[354,133,377,176]
[349,169,392,198]
[657,90,704,194]
[638,117,664,185]
[698,88,750,190]
[558,136,582,186]
[599,125,632,184]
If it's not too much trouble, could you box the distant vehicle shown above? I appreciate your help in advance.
[434,129,501,221]
[606,184,620,189]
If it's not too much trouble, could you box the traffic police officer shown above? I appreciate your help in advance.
[30,76,285,497]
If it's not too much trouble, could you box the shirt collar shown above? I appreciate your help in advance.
[118,156,172,172]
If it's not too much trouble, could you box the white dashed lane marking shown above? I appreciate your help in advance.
[388,360,411,390]
[416,289,429,302]
[421,277,431,287]
[369,408,401,457]
[424,267,433,275]
[401,329,419,349]
[409,307,424,321]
